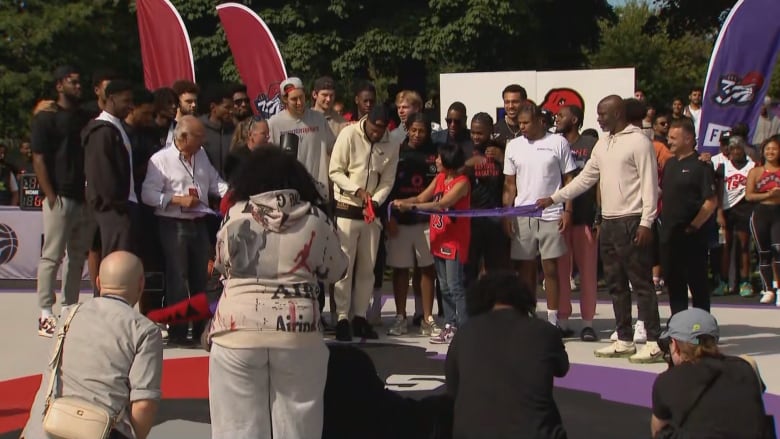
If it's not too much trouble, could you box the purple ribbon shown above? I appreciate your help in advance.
[388,203,543,219]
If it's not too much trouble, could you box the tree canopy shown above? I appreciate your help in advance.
[587,1,713,110]
[3,0,772,142]
[0,0,618,140]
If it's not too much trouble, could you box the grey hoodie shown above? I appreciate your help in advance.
[199,114,234,179]
[210,189,347,349]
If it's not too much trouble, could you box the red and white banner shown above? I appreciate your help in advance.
[216,3,288,118]
[136,0,196,90]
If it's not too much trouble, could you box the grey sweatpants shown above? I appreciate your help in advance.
[36,196,94,309]
[209,342,329,439]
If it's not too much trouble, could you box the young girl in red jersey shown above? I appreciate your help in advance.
[394,143,471,344]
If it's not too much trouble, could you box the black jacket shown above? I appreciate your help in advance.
[82,120,132,213]
[223,145,251,184]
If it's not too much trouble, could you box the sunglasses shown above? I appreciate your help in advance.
[234,98,250,106]
[445,118,462,126]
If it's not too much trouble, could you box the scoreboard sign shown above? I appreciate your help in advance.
[19,174,43,211]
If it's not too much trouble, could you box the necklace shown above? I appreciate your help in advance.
[505,116,521,138]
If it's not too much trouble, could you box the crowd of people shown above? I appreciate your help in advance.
[13,63,780,439]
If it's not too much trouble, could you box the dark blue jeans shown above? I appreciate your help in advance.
[434,256,467,328]
[158,216,211,339]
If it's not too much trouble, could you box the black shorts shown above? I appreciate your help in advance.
[725,200,753,233]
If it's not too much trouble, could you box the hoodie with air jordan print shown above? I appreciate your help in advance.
[209,189,348,349]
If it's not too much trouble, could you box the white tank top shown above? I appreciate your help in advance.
[722,159,754,209]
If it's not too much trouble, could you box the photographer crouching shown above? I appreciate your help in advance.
[652,308,774,438]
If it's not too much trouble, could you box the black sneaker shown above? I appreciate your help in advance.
[335,319,352,342]
[352,316,379,340]
[580,327,598,342]
[558,326,575,338]
[411,314,423,327]
[321,317,336,334]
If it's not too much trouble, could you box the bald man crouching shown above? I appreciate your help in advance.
[23,251,163,439]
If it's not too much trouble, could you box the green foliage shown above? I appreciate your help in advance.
[587,1,713,109]
[0,0,141,139]
[0,0,617,139]
[651,0,734,37]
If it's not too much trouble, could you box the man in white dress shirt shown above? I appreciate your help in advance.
[142,115,228,346]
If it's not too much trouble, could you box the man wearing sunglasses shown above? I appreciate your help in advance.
[230,83,252,125]
[433,101,474,157]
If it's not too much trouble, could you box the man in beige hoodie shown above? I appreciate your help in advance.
[537,95,663,364]
[329,105,399,341]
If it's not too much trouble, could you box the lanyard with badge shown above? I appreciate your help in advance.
[179,153,199,198]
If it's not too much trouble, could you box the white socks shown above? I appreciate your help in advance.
[547,310,558,326]
[41,308,54,319]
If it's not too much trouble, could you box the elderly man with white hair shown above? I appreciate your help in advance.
[142,115,229,347]
[23,251,163,439]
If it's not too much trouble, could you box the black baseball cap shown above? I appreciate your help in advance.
[53,65,79,82]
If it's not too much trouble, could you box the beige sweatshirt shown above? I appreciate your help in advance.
[551,125,658,229]
[329,118,399,207]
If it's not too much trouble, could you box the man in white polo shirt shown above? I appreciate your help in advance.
[502,104,577,329]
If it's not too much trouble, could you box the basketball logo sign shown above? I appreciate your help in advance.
[0,223,18,264]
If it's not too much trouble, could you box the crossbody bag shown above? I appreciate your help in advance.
[42,304,120,439]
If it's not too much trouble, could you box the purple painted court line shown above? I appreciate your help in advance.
[428,354,780,424]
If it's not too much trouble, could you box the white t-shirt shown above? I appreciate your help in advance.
[504,133,577,221]
[688,105,702,137]
[710,152,727,171]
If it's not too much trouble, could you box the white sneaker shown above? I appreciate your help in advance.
[629,341,664,364]
[759,291,776,304]
[430,324,455,344]
[421,316,442,337]
[387,314,408,336]
[633,321,647,344]
[610,329,618,341]
[38,315,57,338]
[594,340,636,358]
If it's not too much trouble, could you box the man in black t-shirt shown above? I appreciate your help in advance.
[660,119,718,315]
[554,105,599,341]
[493,84,527,147]
[465,113,510,286]
[31,65,96,337]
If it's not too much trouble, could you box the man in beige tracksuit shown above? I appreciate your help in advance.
[329,105,398,341]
